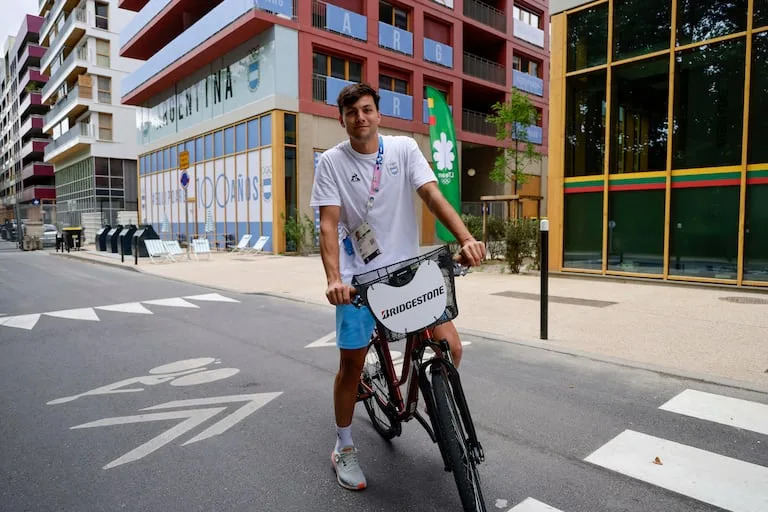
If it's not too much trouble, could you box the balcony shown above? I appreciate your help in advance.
[119,0,149,10]
[21,138,50,160]
[21,162,54,180]
[464,0,506,33]
[19,93,44,116]
[122,0,282,97]
[313,74,354,104]
[43,84,93,133]
[20,115,45,138]
[424,38,453,68]
[40,0,80,44]
[512,69,544,96]
[44,122,94,163]
[312,0,367,41]
[22,185,56,202]
[19,44,46,68]
[41,45,89,104]
[513,18,545,48]
[379,90,413,120]
[41,6,88,74]
[518,123,543,145]
[379,22,413,55]
[18,68,49,94]
[463,52,505,86]
[462,109,496,137]
[120,0,172,50]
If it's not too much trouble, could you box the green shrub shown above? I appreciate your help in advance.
[282,211,315,255]
[505,219,538,273]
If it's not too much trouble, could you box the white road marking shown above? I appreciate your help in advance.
[96,302,153,315]
[184,293,240,303]
[0,314,40,330]
[169,368,240,386]
[45,308,100,321]
[149,358,217,374]
[305,331,336,348]
[143,298,199,308]
[508,498,564,511]
[585,429,768,512]
[659,389,768,436]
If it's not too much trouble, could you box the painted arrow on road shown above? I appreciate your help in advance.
[71,392,282,469]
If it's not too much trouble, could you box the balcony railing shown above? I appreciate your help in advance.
[121,0,172,48]
[313,73,354,105]
[312,0,367,41]
[513,18,545,47]
[378,22,413,55]
[19,93,43,114]
[463,0,506,32]
[462,109,496,137]
[463,52,505,85]
[40,0,65,42]
[44,85,91,129]
[379,89,413,120]
[21,162,54,180]
[41,7,87,72]
[44,122,94,160]
[22,185,56,202]
[42,45,89,102]
[424,38,453,68]
[512,69,544,96]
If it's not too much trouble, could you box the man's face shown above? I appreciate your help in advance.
[340,95,381,142]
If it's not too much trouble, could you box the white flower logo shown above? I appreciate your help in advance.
[432,132,455,171]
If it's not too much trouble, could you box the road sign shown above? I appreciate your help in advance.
[180,171,189,188]
[179,150,190,170]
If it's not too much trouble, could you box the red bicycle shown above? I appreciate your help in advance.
[352,245,486,512]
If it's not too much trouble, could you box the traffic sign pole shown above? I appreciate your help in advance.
[179,151,190,259]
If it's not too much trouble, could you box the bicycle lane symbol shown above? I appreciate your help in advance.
[48,357,282,469]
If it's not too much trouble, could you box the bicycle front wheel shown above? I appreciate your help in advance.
[430,366,486,512]
[360,342,401,440]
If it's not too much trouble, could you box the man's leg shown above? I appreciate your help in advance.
[433,321,463,368]
[333,347,368,430]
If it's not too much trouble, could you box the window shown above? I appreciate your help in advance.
[224,127,234,155]
[313,52,362,82]
[236,123,246,152]
[564,192,603,270]
[756,0,768,29]
[749,32,768,164]
[676,0,747,46]
[214,130,223,157]
[96,75,111,103]
[514,6,540,29]
[204,134,214,160]
[95,2,109,30]
[379,74,408,94]
[613,0,670,60]
[380,1,408,30]
[566,71,606,177]
[196,137,204,162]
[95,39,110,67]
[260,115,272,146]
[284,114,296,145]
[567,4,608,71]
[170,146,177,168]
[98,113,112,141]
[513,54,542,77]
[608,190,665,274]
[247,119,259,149]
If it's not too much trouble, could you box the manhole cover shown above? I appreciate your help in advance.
[719,296,768,305]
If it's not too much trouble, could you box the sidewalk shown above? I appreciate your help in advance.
[52,248,768,392]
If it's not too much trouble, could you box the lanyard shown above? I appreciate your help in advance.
[364,136,384,218]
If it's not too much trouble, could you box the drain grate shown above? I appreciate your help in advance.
[492,291,618,308]
[719,296,768,305]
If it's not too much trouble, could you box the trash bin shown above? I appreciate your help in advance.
[95,225,111,251]
[132,224,160,258]
[118,225,137,256]
[61,227,84,251]
[106,225,123,253]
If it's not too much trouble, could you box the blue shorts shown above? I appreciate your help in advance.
[336,305,376,350]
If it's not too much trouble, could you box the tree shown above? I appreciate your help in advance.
[486,88,542,193]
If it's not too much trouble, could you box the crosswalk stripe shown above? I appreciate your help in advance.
[45,308,100,321]
[184,293,240,303]
[143,298,199,308]
[585,429,768,512]
[0,314,40,330]
[96,303,154,315]
[509,497,564,511]
[659,389,768,436]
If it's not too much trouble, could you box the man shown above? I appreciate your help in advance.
[310,83,485,491]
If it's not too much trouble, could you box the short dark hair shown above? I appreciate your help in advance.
[336,83,380,117]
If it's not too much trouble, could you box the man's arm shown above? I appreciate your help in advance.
[417,181,485,266]
[318,205,353,305]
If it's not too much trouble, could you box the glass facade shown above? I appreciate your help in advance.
[556,0,768,286]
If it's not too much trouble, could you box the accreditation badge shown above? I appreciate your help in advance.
[352,221,381,264]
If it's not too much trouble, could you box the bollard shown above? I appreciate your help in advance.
[540,219,549,340]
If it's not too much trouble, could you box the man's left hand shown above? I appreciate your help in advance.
[457,239,485,267]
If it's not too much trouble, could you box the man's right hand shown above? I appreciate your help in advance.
[326,280,355,305]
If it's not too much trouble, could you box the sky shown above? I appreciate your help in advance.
[0,0,39,51]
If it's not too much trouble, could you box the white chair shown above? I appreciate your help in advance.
[192,238,212,260]
[232,234,253,252]
[250,235,270,254]
[163,240,185,262]
[144,239,171,263]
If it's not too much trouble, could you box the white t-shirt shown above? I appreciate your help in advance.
[310,135,437,283]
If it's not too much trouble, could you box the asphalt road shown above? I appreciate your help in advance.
[1,250,767,512]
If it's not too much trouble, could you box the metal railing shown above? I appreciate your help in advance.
[44,85,91,128]
[312,73,327,102]
[39,0,65,42]
[462,109,496,137]
[463,52,506,85]
[42,7,87,72]
[42,45,88,101]
[463,0,506,33]
[44,122,93,159]
[312,0,365,40]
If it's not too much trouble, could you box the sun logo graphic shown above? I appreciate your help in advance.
[432,132,455,185]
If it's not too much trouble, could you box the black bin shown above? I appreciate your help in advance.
[132,225,160,258]
[118,225,137,255]
[106,225,124,253]
[95,225,111,251]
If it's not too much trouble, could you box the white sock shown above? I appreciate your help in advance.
[335,424,354,452]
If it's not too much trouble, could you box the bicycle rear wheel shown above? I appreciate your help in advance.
[360,342,401,440]
[430,366,486,512]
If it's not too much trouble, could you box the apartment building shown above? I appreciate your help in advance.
[119,0,550,253]
[37,0,141,226]
[0,16,53,215]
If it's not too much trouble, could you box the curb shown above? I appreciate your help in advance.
[51,251,141,272]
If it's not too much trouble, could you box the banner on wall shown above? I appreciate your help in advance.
[426,86,459,243]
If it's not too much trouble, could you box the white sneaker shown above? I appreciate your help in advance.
[331,445,367,490]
